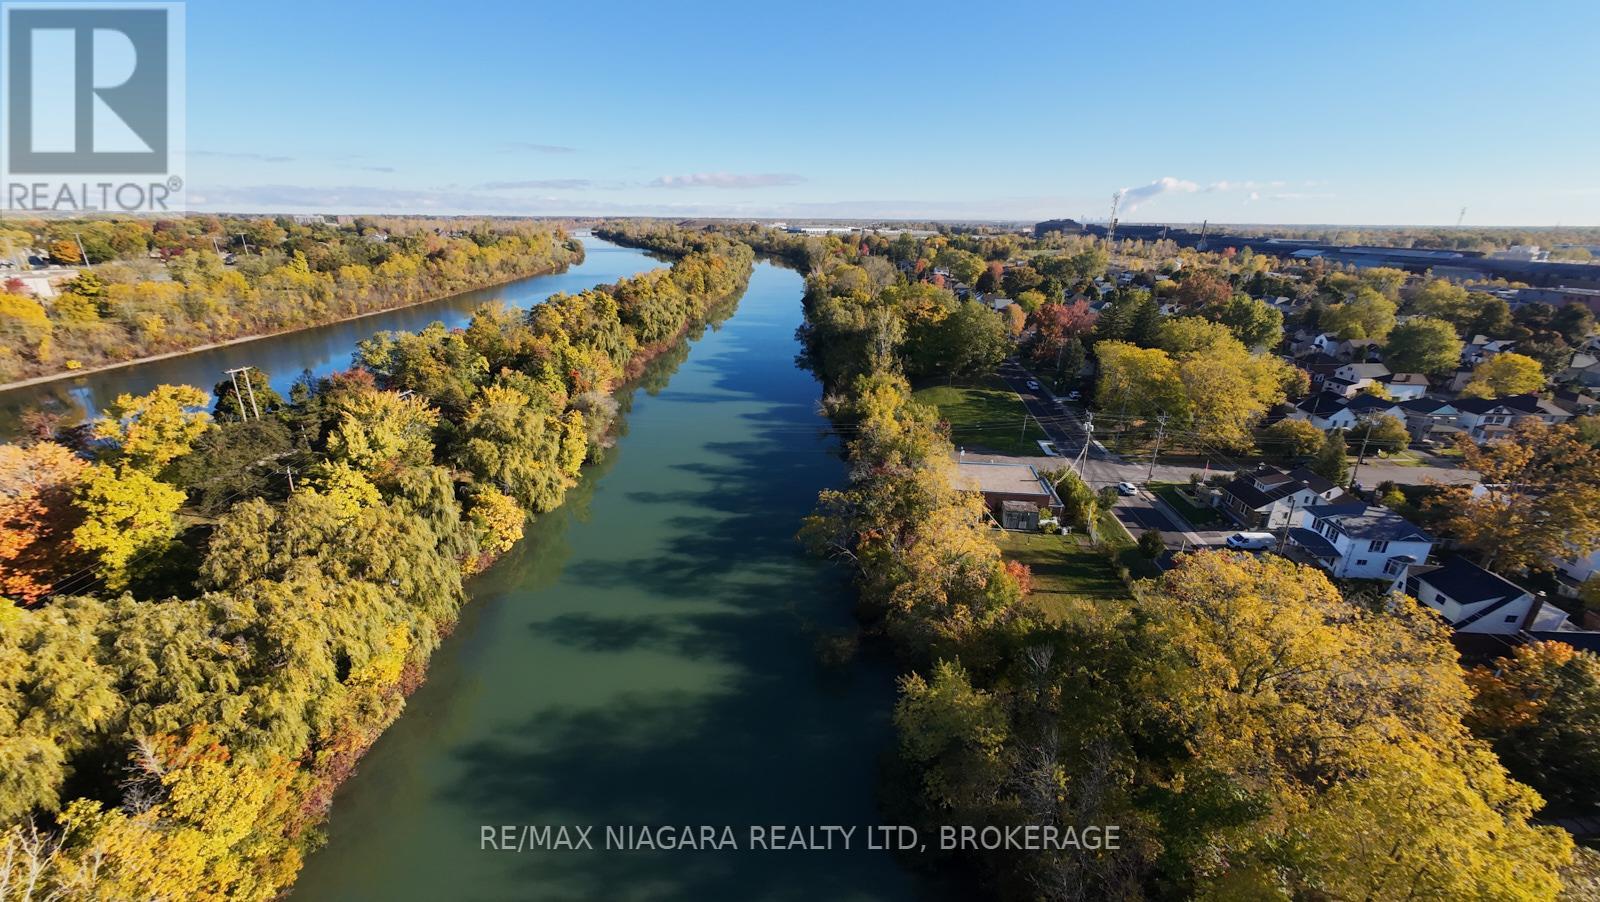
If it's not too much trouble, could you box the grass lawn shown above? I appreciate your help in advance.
[912,377,1048,455]
[994,530,1130,621]
[1149,482,1226,528]
[1376,450,1427,467]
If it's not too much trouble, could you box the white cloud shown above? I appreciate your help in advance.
[648,172,806,189]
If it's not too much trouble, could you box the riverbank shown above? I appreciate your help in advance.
[291,258,922,902]
[0,243,763,899]
[0,254,584,395]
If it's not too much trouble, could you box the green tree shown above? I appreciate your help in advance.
[1260,418,1325,459]
[1348,414,1410,455]
[1384,316,1463,375]
[1309,427,1349,484]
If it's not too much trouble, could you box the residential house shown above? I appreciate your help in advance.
[1452,394,1573,441]
[1333,362,1391,394]
[1286,392,1405,432]
[1462,336,1517,367]
[1554,388,1600,417]
[1287,502,1433,580]
[1214,465,1348,530]
[1560,351,1600,388]
[1380,373,1429,400]
[955,459,1063,523]
[1554,547,1600,595]
[1292,352,1343,393]
[1398,397,1463,444]
[1391,556,1541,635]
[1337,337,1382,362]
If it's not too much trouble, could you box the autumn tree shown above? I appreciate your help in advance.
[1427,419,1600,572]
[1134,553,1571,899]
[1468,641,1600,810]
[1259,418,1324,459]
[1026,299,1097,371]
[1461,352,1546,398]
[94,385,213,471]
[0,442,87,602]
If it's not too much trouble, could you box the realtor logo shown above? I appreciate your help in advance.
[1,1,184,211]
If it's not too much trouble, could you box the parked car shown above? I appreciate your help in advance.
[1117,481,1138,496]
[1225,532,1276,550]
[1066,390,1081,401]
[1026,380,1040,390]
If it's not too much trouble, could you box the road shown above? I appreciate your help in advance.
[987,359,1479,557]
[994,359,1476,490]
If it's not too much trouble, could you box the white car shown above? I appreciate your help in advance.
[1066,390,1081,401]
[1117,481,1138,496]
[1026,380,1040,390]
[1225,532,1276,550]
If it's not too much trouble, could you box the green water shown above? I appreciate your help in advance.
[289,261,922,901]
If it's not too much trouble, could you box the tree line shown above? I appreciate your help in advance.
[0,238,754,898]
[0,216,585,384]
[740,224,1579,900]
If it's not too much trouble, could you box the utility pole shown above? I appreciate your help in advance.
[1073,413,1094,478]
[1020,412,1031,443]
[1349,421,1374,490]
[1146,412,1168,482]
[285,466,296,493]
[74,233,90,269]
[1276,495,1300,554]
[224,366,262,421]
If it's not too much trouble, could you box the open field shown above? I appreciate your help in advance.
[913,377,1049,455]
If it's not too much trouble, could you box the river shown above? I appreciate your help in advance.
[0,237,660,437]
[283,259,921,900]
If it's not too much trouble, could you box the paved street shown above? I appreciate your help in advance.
[977,359,1482,558]
[993,359,1477,490]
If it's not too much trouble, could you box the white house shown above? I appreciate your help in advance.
[1287,502,1433,580]
[1333,362,1391,392]
[1452,395,1572,441]
[1557,549,1600,595]
[1214,465,1348,530]
[1392,556,1541,635]
[1380,373,1429,400]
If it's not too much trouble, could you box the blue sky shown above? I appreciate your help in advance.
[182,0,1600,225]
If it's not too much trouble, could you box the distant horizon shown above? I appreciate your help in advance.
[168,210,1600,232]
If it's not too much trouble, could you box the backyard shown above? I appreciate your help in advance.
[1149,481,1227,528]
[994,529,1131,622]
[913,377,1049,455]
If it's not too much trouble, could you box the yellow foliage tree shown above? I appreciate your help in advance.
[1461,352,1546,398]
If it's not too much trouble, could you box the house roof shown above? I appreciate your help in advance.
[1452,394,1541,415]
[1385,373,1429,386]
[1346,394,1403,414]
[1303,503,1431,542]
[1401,397,1457,415]
[1409,556,1531,607]
[956,460,1056,500]
[1528,630,1600,654]
[1221,465,1345,512]
[1284,466,1339,495]
[1341,363,1391,378]
[1296,392,1349,416]
[1288,527,1339,558]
